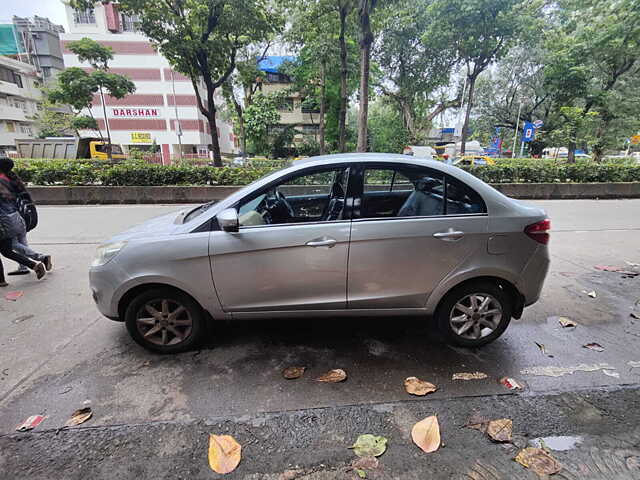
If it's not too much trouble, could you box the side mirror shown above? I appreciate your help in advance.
[218,208,239,233]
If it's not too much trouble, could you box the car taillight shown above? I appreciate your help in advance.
[525,218,551,245]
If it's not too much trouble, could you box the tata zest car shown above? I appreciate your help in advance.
[89,153,550,353]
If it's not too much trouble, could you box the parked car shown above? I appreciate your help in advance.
[89,153,550,353]
[453,155,496,166]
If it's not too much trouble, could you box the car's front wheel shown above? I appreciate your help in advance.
[436,281,512,347]
[124,287,206,354]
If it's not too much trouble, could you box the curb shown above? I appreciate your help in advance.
[28,183,640,205]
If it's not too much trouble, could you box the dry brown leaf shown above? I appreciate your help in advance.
[351,456,379,471]
[514,447,561,476]
[583,342,605,352]
[486,419,512,443]
[452,372,488,381]
[558,317,577,328]
[411,415,440,453]
[208,434,241,474]
[465,414,489,432]
[282,366,306,380]
[404,377,437,396]
[535,342,554,357]
[316,368,347,383]
[65,407,92,427]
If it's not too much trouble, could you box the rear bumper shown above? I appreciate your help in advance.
[517,244,550,307]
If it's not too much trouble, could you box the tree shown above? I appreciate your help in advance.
[355,0,378,152]
[72,0,281,167]
[47,38,135,158]
[244,92,281,155]
[374,0,461,144]
[426,0,529,154]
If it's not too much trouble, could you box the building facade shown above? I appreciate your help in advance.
[257,56,321,146]
[12,16,66,82]
[0,56,41,152]
[61,1,237,159]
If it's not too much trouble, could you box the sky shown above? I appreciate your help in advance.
[3,0,69,29]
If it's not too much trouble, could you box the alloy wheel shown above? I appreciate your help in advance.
[135,298,193,346]
[449,293,503,340]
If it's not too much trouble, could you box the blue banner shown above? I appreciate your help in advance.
[522,122,536,143]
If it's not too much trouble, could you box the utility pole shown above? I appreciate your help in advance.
[512,102,522,158]
[99,86,112,161]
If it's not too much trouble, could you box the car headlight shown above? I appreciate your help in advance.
[91,241,127,267]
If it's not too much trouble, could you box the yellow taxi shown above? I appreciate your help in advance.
[453,155,496,166]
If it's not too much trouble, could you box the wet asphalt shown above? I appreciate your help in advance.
[0,200,639,479]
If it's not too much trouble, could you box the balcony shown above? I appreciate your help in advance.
[0,81,22,97]
[0,106,29,122]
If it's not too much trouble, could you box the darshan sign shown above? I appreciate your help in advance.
[111,107,160,118]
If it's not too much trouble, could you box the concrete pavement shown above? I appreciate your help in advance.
[0,199,639,478]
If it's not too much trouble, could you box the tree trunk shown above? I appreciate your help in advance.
[357,0,374,153]
[567,139,576,163]
[208,110,223,167]
[232,97,247,155]
[319,62,326,155]
[401,100,416,141]
[98,86,113,161]
[459,75,476,156]
[338,4,349,153]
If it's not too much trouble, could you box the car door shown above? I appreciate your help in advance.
[347,163,488,309]
[210,165,352,312]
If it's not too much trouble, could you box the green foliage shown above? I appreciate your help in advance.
[13,158,640,187]
[244,93,281,154]
[66,37,114,69]
[367,101,410,153]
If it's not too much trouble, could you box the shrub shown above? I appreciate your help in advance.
[12,158,640,186]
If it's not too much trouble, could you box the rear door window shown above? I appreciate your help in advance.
[445,176,486,215]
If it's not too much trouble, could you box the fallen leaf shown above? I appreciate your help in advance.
[282,366,305,380]
[350,434,388,458]
[583,342,605,352]
[452,372,488,381]
[15,415,46,432]
[486,419,513,443]
[465,414,489,432]
[514,447,561,476]
[603,369,620,378]
[535,342,554,358]
[411,416,440,453]
[142,361,152,367]
[627,456,640,469]
[208,434,241,475]
[631,312,640,320]
[316,368,347,383]
[628,361,640,368]
[355,469,366,479]
[595,265,639,276]
[351,456,379,471]
[279,470,302,480]
[557,317,577,328]
[498,377,523,390]
[65,407,92,427]
[521,363,614,377]
[404,377,437,396]
[587,290,597,298]
[5,291,24,301]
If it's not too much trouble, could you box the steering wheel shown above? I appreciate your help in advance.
[275,190,296,218]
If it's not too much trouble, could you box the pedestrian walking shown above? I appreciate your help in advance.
[0,157,49,281]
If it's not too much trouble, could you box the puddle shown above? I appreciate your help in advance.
[529,435,583,451]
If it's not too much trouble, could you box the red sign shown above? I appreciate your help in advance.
[111,107,160,118]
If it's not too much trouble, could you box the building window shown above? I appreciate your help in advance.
[265,72,290,83]
[121,14,141,32]
[73,8,96,24]
[301,124,319,135]
[0,67,23,88]
[277,98,294,112]
[6,122,16,133]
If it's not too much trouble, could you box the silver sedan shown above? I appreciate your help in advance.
[89,154,550,353]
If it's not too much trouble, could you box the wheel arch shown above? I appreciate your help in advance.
[118,283,204,321]
[429,275,525,320]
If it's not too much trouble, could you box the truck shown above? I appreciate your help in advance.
[15,137,126,160]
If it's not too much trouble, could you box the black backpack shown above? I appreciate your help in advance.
[0,178,38,232]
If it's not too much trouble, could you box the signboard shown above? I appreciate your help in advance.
[522,122,536,142]
[631,134,640,145]
[131,132,152,144]
[533,119,544,128]
[111,108,160,118]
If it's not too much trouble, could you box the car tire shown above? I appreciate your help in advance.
[124,287,206,354]
[435,281,512,347]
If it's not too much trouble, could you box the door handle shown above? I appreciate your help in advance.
[433,229,465,241]
[306,237,337,248]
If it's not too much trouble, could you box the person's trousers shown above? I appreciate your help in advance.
[12,233,42,269]
[0,238,36,270]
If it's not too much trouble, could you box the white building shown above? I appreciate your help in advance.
[60,1,237,160]
[0,56,41,152]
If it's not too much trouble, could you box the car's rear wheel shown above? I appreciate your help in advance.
[124,287,206,354]
[436,281,512,347]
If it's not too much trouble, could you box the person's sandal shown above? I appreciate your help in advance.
[43,256,53,271]
[34,263,46,280]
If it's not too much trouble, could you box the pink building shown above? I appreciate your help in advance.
[60,1,238,160]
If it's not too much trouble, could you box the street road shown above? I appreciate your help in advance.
[0,200,639,479]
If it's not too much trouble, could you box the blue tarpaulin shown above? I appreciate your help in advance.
[0,25,22,55]
[257,56,296,74]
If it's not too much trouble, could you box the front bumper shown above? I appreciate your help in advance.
[89,265,122,319]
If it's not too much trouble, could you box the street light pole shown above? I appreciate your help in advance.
[170,68,183,163]
[99,86,112,161]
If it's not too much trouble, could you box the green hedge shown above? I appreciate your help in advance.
[12,158,640,186]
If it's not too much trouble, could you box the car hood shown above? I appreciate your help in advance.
[107,210,185,242]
